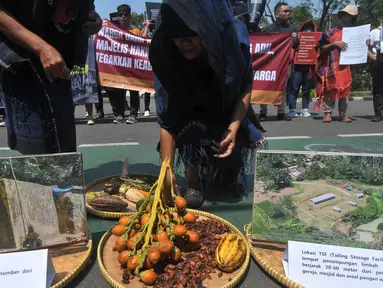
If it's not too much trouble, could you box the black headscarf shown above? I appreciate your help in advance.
[149,0,251,130]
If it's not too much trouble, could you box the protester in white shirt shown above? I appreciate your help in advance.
[368,26,383,122]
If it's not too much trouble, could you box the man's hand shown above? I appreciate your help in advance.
[334,41,348,51]
[163,169,180,206]
[38,44,70,82]
[82,11,102,36]
[215,129,236,158]
[292,32,297,39]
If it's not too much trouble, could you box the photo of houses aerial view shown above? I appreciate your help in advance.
[252,151,383,249]
[0,153,87,253]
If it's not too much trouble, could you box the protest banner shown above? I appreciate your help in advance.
[145,2,161,21]
[94,20,154,93]
[250,33,293,104]
[294,32,321,65]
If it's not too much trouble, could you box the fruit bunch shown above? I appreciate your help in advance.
[110,158,200,286]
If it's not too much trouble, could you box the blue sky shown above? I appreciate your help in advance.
[94,0,302,19]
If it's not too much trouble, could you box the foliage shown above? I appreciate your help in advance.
[0,155,83,187]
[298,155,383,186]
[131,12,144,30]
[0,183,16,249]
[356,0,383,28]
[270,203,287,219]
[345,191,383,228]
[256,154,292,192]
[269,196,298,219]
[317,0,351,31]
[54,196,75,234]
[377,222,383,232]
[290,1,314,27]
[352,71,372,92]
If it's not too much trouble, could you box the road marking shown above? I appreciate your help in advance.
[78,142,139,148]
[267,136,311,140]
[338,133,383,137]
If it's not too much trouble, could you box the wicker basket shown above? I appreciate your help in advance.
[245,225,303,288]
[50,240,92,288]
[98,210,250,288]
[85,174,158,219]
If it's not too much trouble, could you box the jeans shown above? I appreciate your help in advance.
[288,70,310,111]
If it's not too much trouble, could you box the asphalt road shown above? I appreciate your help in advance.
[0,97,380,148]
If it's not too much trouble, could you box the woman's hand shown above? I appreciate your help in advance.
[214,129,237,158]
[82,11,102,35]
[38,44,70,82]
[333,41,348,51]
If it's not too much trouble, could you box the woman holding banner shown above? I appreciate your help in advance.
[149,0,266,208]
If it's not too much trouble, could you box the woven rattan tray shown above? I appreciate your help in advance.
[50,240,92,288]
[85,174,157,219]
[98,210,250,287]
[245,225,303,288]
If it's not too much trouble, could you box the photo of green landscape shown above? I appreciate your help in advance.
[252,151,383,249]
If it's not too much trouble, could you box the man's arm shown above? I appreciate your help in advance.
[0,6,70,81]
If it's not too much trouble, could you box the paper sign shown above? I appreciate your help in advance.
[0,249,55,288]
[340,24,371,65]
[288,241,383,288]
[294,32,321,65]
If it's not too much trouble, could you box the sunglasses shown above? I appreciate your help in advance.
[118,12,130,17]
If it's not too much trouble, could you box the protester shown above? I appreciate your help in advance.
[118,4,152,124]
[316,5,358,123]
[0,1,101,154]
[259,2,299,122]
[368,25,383,122]
[149,0,266,208]
[287,20,317,118]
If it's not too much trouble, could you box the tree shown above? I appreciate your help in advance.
[290,2,314,27]
[130,12,144,30]
[316,0,350,31]
[377,223,383,232]
[355,0,383,28]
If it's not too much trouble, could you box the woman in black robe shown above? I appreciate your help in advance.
[149,0,266,208]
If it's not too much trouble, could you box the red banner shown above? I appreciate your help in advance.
[294,32,322,65]
[250,33,293,105]
[95,20,154,92]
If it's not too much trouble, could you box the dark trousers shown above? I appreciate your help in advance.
[102,87,126,117]
[0,108,4,118]
[129,91,140,117]
[288,70,310,111]
[144,92,150,111]
[371,62,383,116]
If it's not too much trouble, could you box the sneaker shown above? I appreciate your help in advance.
[287,110,298,118]
[258,113,267,122]
[300,109,311,117]
[183,188,204,209]
[144,110,150,117]
[96,111,104,119]
[0,121,5,127]
[113,116,125,124]
[87,119,95,125]
[126,116,137,124]
[277,113,292,121]
[371,115,382,122]
[85,111,89,118]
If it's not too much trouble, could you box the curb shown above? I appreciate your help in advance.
[296,97,372,103]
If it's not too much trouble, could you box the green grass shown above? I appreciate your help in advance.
[256,200,273,214]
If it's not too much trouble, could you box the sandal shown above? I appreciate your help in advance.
[322,113,332,123]
[339,114,352,123]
